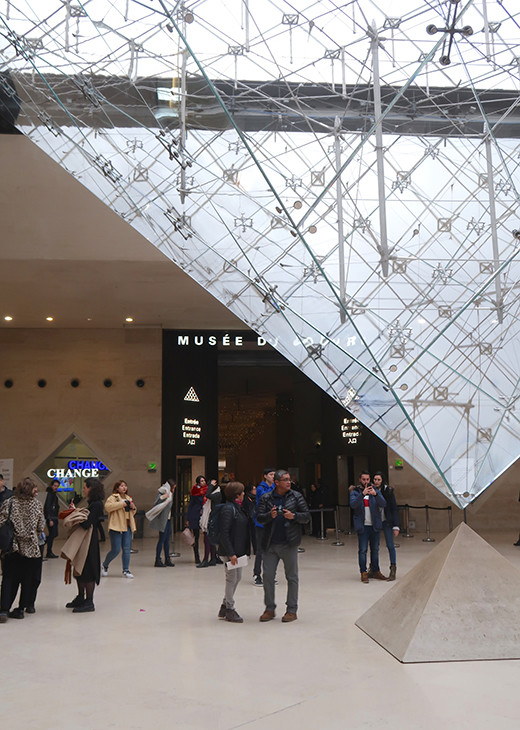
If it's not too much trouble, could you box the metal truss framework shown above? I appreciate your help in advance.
[1,0,520,507]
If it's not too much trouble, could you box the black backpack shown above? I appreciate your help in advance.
[207,502,236,546]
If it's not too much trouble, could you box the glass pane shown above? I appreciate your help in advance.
[3,1,520,507]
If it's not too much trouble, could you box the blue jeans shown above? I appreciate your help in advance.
[104,527,132,572]
[46,519,59,554]
[357,525,380,573]
[156,519,171,561]
[382,521,396,565]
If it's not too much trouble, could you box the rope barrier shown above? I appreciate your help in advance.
[400,504,453,541]
[308,507,335,541]
[332,506,344,546]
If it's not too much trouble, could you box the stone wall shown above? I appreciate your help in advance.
[0,328,162,521]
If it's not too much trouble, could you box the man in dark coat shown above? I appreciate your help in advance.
[257,469,310,623]
[0,474,13,505]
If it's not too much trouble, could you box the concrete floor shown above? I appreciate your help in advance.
[3,529,520,729]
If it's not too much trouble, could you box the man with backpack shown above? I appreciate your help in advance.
[214,482,251,623]
[257,469,310,623]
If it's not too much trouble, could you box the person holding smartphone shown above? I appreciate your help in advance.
[256,470,310,623]
[101,480,137,579]
[349,471,387,583]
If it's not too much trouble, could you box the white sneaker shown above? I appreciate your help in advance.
[122,570,134,579]
[101,565,108,577]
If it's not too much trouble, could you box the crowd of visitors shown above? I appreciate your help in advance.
[0,468,399,623]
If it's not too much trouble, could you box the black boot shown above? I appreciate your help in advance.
[154,558,166,567]
[193,546,201,565]
[8,607,24,619]
[73,601,95,613]
[66,595,85,609]
[164,557,175,567]
[196,560,209,568]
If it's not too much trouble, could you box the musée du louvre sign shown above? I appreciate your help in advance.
[175,332,358,349]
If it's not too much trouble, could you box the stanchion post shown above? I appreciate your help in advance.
[316,507,327,540]
[422,505,436,542]
[170,512,181,558]
[448,506,453,532]
[401,504,414,538]
[331,506,345,546]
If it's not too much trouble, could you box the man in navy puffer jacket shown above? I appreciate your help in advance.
[349,471,387,583]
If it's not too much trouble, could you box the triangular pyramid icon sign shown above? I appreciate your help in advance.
[184,387,199,402]
[356,523,520,662]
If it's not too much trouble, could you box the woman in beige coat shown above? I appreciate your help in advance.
[101,480,137,579]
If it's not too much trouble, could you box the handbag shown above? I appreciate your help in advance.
[181,526,195,547]
[0,499,15,554]
[63,508,89,530]
[199,499,211,532]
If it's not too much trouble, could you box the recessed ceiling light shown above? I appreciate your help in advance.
[46,316,54,322]
[4,316,13,321]
[125,317,134,323]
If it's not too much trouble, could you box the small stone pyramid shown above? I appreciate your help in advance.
[355,522,520,662]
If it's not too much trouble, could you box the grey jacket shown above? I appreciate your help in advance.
[149,492,172,532]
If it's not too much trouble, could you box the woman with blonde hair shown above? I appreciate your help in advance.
[101,480,137,579]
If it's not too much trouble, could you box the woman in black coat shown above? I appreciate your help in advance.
[217,482,250,624]
[372,471,399,581]
[65,477,105,613]
[44,479,60,558]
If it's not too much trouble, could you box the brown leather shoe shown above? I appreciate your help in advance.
[361,572,369,583]
[372,570,387,580]
[281,612,297,623]
[259,609,275,622]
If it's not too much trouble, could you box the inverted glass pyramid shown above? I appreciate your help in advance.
[1,0,520,507]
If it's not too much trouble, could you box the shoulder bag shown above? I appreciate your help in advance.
[0,499,15,555]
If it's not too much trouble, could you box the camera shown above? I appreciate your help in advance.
[276,506,284,516]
